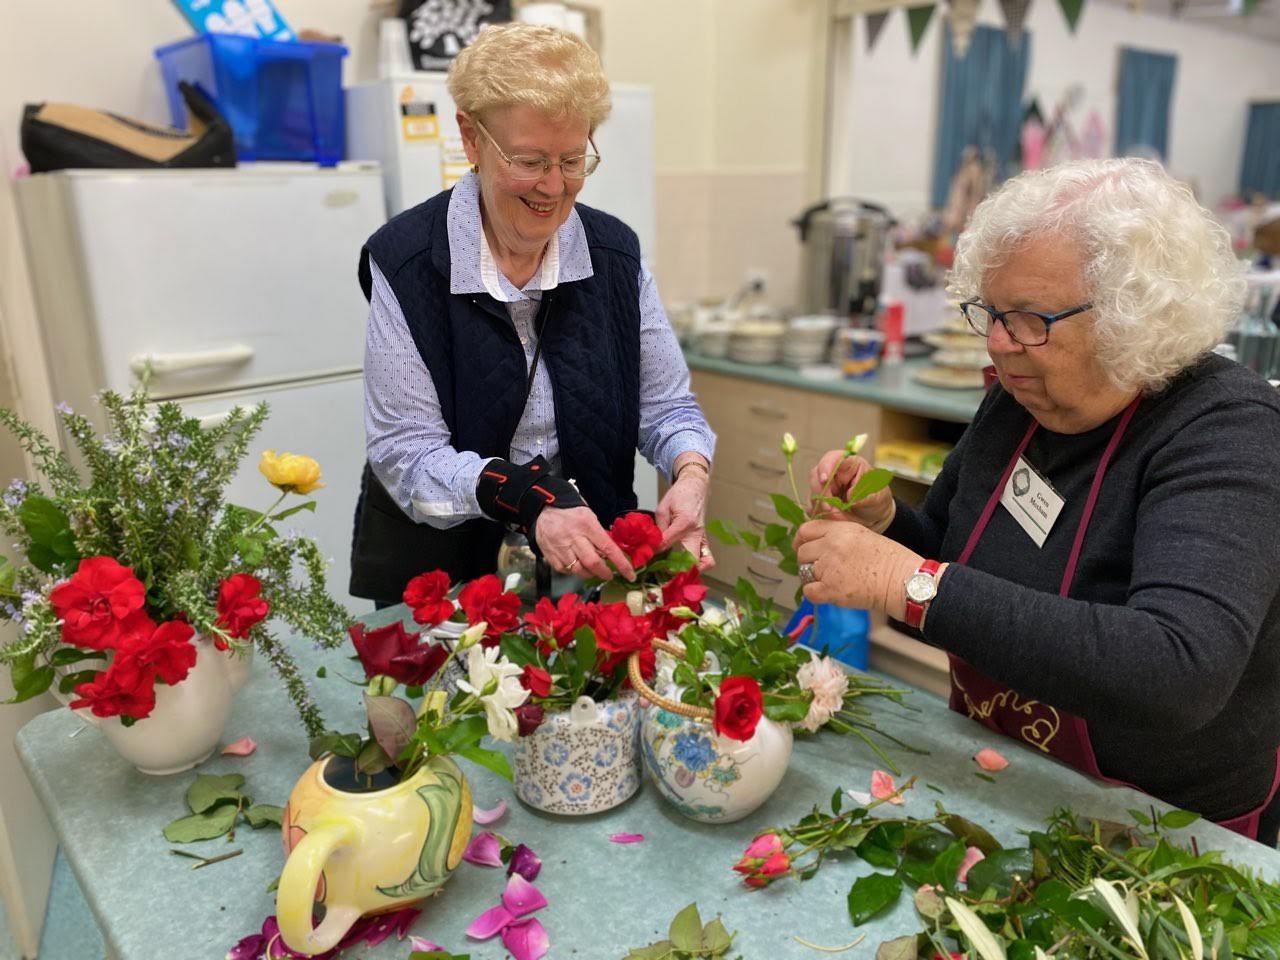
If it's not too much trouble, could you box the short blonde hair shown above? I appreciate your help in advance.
[949,158,1246,394]
[447,22,611,130]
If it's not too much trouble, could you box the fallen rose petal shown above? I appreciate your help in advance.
[472,799,507,825]
[462,831,504,867]
[409,936,445,952]
[221,736,257,756]
[870,770,905,805]
[501,917,550,960]
[502,873,548,917]
[507,843,542,881]
[847,789,873,806]
[974,747,1010,772]
[466,904,515,940]
[957,845,986,884]
[608,832,645,843]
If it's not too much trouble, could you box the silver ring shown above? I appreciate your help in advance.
[699,542,710,558]
[798,562,816,585]
[565,557,579,572]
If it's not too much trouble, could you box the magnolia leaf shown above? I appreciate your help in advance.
[702,917,733,954]
[1174,894,1205,960]
[706,517,740,546]
[186,773,245,814]
[163,804,240,843]
[877,934,919,960]
[356,739,392,776]
[364,694,417,762]
[913,885,945,920]
[848,872,902,926]
[770,493,806,527]
[456,746,513,781]
[245,804,284,829]
[1159,809,1201,830]
[668,902,704,952]
[946,896,1007,960]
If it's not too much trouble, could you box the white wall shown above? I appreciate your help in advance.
[837,0,1280,218]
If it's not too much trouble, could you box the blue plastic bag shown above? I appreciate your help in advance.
[784,599,869,670]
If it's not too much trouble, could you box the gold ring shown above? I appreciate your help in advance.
[565,558,579,572]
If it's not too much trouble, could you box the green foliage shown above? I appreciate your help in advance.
[623,903,739,959]
[162,772,280,843]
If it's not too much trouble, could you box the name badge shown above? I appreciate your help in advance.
[999,456,1065,548]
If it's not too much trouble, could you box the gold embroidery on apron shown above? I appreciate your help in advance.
[951,670,1060,752]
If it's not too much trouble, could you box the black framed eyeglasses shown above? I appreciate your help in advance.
[960,298,1094,346]
[472,117,601,181]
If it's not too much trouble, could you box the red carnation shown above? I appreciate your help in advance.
[520,664,553,698]
[661,567,707,610]
[348,620,450,687]
[522,593,588,654]
[458,574,520,645]
[215,573,269,641]
[403,570,454,627]
[714,675,763,741]
[609,512,663,568]
[50,556,153,650]
[68,669,157,720]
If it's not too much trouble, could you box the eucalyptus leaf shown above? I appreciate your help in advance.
[668,902,704,952]
[163,804,240,843]
[848,871,902,925]
[186,773,245,814]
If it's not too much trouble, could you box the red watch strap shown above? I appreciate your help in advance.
[903,559,941,629]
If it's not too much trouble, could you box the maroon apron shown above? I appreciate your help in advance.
[947,398,1280,840]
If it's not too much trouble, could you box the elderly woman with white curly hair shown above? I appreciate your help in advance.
[349,22,715,604]
[795,158,1280,842]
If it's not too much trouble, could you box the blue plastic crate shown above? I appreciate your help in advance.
[155,34,347,165]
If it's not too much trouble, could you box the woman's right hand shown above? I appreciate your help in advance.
[533,506,636,581]
[808,450,896,533]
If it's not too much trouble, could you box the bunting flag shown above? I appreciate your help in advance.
[906,4,936,54]
[949,0,981,57]
[1057,0,1085,31]
[999,0,1032,44]
[865,10,890,51]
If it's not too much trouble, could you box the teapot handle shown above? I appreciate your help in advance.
[277,818,363,955]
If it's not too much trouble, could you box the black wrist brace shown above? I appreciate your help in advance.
[475,456,587,535]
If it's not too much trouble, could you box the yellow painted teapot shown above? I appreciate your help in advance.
[275,753,473,955]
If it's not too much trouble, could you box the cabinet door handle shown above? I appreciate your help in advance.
[746,565,783,585]
[748,405,788,420]
[130,345,255,376]
[747,460,785,477]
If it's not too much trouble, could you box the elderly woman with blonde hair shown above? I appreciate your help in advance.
[350,23,714,603]
[795,158,1280,842]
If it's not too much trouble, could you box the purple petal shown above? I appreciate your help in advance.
[462,831,504,867]
[353,906,422,947]
[466,904,515,940]
[608,832,645,843]
[225,932,269,960]
[472,799,507,825]
[502,873,548,917]
[501,917,550,960]
[410,937,446,952]
[506,843,542,881]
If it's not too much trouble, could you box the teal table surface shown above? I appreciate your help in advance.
[685,352,985,423]
[17,606,1280,959]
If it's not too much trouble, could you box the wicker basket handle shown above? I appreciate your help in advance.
[627,640,715,721]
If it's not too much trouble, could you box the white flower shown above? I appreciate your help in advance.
[626,590,647,616]
[457,645,528,742]
[699,606,727,627]
[796,655,849,732]
[456,622,487,650]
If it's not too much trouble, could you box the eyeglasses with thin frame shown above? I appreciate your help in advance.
[960,298,1094,346]
[471,117,601,181]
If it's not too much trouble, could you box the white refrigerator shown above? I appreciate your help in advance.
[15,166,387,615]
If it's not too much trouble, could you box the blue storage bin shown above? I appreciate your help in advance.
[155,34,347,165]
[785,599,869,670]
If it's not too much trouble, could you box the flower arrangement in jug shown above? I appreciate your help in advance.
[0,386,350,736]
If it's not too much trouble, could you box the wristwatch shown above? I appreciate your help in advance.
[903,559,942,629]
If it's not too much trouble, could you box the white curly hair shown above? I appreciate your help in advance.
[949,158,1246,393]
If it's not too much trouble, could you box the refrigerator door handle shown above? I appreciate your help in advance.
[130,345,255,377]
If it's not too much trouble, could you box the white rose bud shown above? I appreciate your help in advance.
[781,432,797,457]
[845,433,868,455]
[626,590,646,615]
[457,622,487,650]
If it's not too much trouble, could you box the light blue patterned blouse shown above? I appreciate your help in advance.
[365,172,715,529]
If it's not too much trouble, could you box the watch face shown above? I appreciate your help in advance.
[906,572,937,603]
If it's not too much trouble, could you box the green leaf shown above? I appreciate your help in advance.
[702,916,733,954]
[933,840,967,891]
[770,493,806,527]
[844,468,894,506]
[500,633,539,669]
[315,666,327,679]
[858,821,906,870]
[1159,809,1201,829]
[761,694,809,723]
[49,647,106,667]
[624,944,674,960]
[848,872,902,925]
[356,739,392,776]
[18,495,71,548]
[309,731,363,760]
[57,669,99,695]
[706,517,740,546]
[777,554,800,576]
[186,773,245,814]
[668,902,704,952]
[763,522,790,547]
[25,542,60,575]
[913,885,945,920]
[268,500,317,521]
[877,934,919,960]
[943,813,1003,855]
[1127,808,1152,826]
[440,715,489,753]
[7,652,55,703]
[0,556,17,597]
[831,787,845,816]
[964,847,1034,897]
[163,805,240,843]
[574,626,597,682]
[739,530,761,550]
[364,694,417,762]
[456,746,513,781]
[245,804,284,829]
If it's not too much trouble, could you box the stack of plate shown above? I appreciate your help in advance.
[780,314,838,367]
[728,320,786,364]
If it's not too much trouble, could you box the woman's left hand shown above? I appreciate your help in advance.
[657,471,714,570]
[793,520,923,618]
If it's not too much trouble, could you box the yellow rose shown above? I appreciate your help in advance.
[258,449,324,494]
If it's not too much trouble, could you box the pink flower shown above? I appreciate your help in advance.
[957,846,986,884]
[974,747,1009,771]
[870,770,905,805]
[796,655,849,732]
[742,832,784,860]
[462,831,504,867]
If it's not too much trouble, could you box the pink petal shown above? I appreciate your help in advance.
[608,832,645,843]
[502,873,548,917]
[221,736,257,756]
[501,917,550,960]
[974,748,1010,772]
[466,904,514,940]
[462,831,504,867]
[409,936,445,952]
[742,832,783,859]
[870,770,905,805]
[472,799,507,825]
[957,846,986,884]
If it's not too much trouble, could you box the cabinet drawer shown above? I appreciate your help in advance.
[705,478,799,609]
[807,393,881,460]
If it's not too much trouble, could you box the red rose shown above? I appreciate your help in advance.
[591,602,656,655]
[661,567,707,610]
[348,620,450,687]
[50,556,153,650]
[403,570,454,627]
[68,668,157,720]
[714,675,763,741]
[522,593,588,654]
[514,703,546,737]
[115,620,199,687]
[611,644,655,686]
[520,664,553,698]
[215,573,269,640]
[458,574,520,644]
[609,512,663,568]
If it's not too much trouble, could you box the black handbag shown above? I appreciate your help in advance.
[21,81,235,173]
